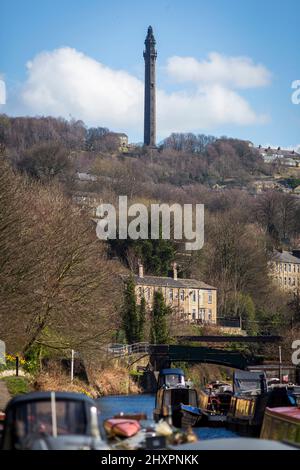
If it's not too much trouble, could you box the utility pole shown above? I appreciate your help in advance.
[278,346,282,383]
[15,356,19,377]
[71,349,75,383]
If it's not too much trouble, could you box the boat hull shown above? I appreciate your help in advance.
[154,386,201,428]
[179,405,202,428]
[260,407,300,445]
[199,411,227,428]
[226,393,269,437]
[154,404,202,429]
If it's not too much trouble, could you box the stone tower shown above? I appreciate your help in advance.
[143,26,157,147]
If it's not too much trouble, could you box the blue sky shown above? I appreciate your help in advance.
[1,0,300,146]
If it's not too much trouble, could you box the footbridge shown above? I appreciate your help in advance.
[106,334,282,370]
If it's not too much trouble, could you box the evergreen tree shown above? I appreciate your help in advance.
[241,294,257,335]
[108,225,176,277]
[235,293,257,335]
[123,277,138,344]
[150,291,170,344]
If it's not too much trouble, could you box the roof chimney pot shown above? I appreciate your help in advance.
[138,262,144,278]
[172,262,178,280]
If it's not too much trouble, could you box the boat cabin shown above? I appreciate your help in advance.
[1,391,107,450]
[153,387,199,426]
[233,371,267,396]
[157,368,186,389]
[227,375,300,437]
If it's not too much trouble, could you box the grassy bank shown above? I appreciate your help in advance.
[33,363,141,398]
[1,376,32,397]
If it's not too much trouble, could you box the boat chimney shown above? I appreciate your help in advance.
[90,406,100,439]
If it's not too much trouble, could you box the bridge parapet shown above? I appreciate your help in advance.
[105,342,266,371]
[106,342,149,357]
[176,335,282,344]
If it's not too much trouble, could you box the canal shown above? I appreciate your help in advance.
[97,394,237,440]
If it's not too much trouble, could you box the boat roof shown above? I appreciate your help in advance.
[5,391,96,410]
[170,438,297,451]
[162,387,197,393]
[265,407,300,424]
[234,371,265,381]
[160,368,185,376]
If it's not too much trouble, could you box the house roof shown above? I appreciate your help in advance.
[122,274,216,290]
[257,147,300,158]
[273,251,300,264]
[107,132,128,138]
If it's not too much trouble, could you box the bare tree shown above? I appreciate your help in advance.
[17,142,73,182]
[0,154,122,356]
[199,212,272,317]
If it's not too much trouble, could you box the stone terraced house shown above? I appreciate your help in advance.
[125,263,217,325]
[271,250,300,292]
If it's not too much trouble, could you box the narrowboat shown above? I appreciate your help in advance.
[154,368,201,428]
[227,371,269,436]
[227,371,300,437]
[1,391,109,450]
[153,385,201,428]
[198,381,232,426]
[171,437,297,450]
[260,406,300,446]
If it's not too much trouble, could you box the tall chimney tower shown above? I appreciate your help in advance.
[143,26,157,147]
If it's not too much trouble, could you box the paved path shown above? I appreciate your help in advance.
[0,369,26,377]
[0,380,10,411]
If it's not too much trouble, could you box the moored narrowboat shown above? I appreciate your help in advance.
[227,371,269,436]
[153,386,201,428]
[198,382,232,426]
[260,407,300,445]
[227,371,300,437]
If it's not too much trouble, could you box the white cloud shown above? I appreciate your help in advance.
[22,48,143,131]
[158,85,267,135]
[18,47,270,138]
[166,53,271,89]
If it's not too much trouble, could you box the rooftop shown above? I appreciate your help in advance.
[106,132,128,138]
[273,250,300,264]
[122,273,216,290]
[257,146,300,158]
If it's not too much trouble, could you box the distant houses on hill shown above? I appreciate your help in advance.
[270,249,300,292]
[256,145,300,168]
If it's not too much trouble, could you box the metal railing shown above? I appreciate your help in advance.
[106,342,150,357]
[217,317,242,328]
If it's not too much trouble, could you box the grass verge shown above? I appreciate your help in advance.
[1,376,32,397]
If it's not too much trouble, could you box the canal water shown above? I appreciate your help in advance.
[97,394,237,440]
